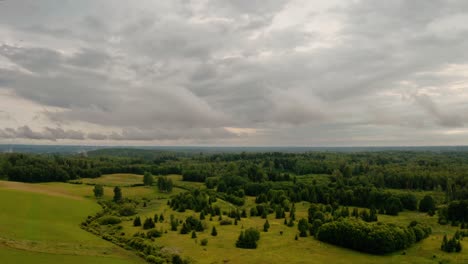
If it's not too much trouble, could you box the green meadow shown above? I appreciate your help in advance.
[2,174,468,263]
[0,181,144,264]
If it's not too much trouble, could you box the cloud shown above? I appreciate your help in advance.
[0,0,468,145]
[0,126,238,142]
[0,126,85,141]
[412,93,464,127]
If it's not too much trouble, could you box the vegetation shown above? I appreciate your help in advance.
[143,172,153,186]
[236,228,260,249]
[316,219,431,254]
[3,149,468,263]
[93,184,104,198]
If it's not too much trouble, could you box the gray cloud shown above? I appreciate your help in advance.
[0,126,237,142]
[413,93,465,127]
[0,126,85,141]
[0,0,468,145]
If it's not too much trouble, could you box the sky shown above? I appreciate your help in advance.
[0,0,468,146]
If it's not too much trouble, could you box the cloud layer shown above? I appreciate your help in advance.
[1,0,468,146]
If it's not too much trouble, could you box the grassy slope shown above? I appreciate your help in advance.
[2,174,468,264]
[121,190,468,264]
[0,181,144,264]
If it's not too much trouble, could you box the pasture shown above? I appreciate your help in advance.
[0,180,144,264]
[2,174,468,264]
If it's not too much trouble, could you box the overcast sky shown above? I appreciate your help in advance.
[0,0,468,146]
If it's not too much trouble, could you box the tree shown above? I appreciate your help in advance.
[157,176,173,192]
[211,226,218,236]
[236,228,260,249]
[143,218,155,230]
[191,231,197,238]
[263,220,270,232]
[385,197,402,216]
[93,184,104,198]
[113,186,122,202]
[419,195,436,213]
[298,218,309,237]
[143,171,153,186]
[133,216,141,226]
[200,211,205,220]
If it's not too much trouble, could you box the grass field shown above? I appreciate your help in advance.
[117,191,468,264]
[0,181,144,264]
[72,173,144,186]
[2,174,468,264]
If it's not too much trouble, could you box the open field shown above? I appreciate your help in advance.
[0,181,144,264]
[72,173,144,186]
[2,173,468,263]
[118,198,468,264]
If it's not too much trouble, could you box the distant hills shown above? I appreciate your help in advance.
[1,144,468,155]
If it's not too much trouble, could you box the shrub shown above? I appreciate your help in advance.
[119,204,136,216]
[98,216,121,225]
[146,229,163,238]
[146,255,164,264]
[201,238,208,246]
[220,219,233,225]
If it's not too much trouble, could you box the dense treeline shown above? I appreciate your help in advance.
[3,150,468,201]
[316,219,431,254]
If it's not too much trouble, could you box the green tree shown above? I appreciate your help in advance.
[113,186,122,202]
[211,226,218,236]
[385,197,402,216]
[419,195,436,213]
[133,216,141,226]
[263,219,270,232]
[143,218,155,230]
[93,184,104,198]
[143,171,153,186]
[298,218,309,237]
[236,228,260,249]
[191,230,197,238]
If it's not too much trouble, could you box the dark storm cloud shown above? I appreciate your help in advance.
[0,0,468,145]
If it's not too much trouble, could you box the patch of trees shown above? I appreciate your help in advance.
[419,195,436,213]
[316,219,431,254]
[441,233,463,253]
[182,167,213,182]
[157,176,173,192]
[438,200,468,224]
[169,190,213,212]
[236,228,260,249]
[180,216,204,234]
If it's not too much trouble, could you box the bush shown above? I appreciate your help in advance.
[201,238,208,246]
[98,216,121,225]
[146,255,164,264]
[220,219,233,225]
[119,204,136,216]
[147,229,163,238]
